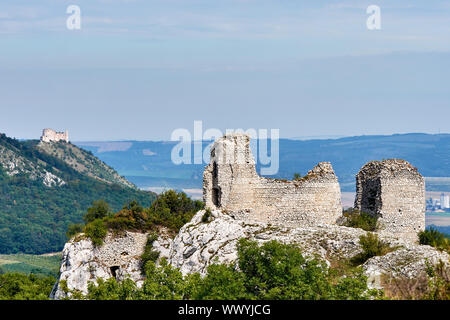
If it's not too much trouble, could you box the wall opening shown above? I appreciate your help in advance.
[212,161,218,181]
[361,179,380,214]
[212,187,220,206]
[211,161,220,207]
[110,266,120,280]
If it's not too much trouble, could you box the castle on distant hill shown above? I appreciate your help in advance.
[40,128,69,143]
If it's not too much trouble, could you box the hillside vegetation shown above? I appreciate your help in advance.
[69,190,204,246]
[37,141,134,188]
[0,133,156,254]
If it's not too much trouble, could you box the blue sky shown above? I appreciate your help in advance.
[0,0,449,140]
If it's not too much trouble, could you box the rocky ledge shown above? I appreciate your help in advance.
[51,210,449,298]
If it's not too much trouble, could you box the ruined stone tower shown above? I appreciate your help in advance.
[40,128,69,143]
[203,133,343,226]
[354,159,425,241]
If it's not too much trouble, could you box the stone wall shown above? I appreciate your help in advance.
[203,134,343,226]
[41,128,69,143]
[354,159,425,241]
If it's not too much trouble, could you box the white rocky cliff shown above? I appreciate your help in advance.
[52,209,449,298]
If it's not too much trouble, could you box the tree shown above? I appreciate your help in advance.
[83,200,111,223]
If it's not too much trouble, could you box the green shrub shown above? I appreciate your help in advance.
[188,263,248,300]
[84,219,108,246]
[0,273,55,300]
[343,208,378,231]
[419,227,450,253]
[235,239,379,300]
[148,190,204,232]
[66,223,84,239]
[78,191,204,245]
[140,233,160,272]
[201,208,212,223]
[87,278,138,300]
[351,233,396,265]
[139,259,186,300]
[83,200,112,223]
[424,261,450,300]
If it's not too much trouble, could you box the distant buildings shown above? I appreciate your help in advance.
[441,193,450,209]
[426,193,450,213]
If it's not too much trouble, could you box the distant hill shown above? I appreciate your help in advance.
[76,133,450,192]
[37,140,134,188]
[0,133,156,254]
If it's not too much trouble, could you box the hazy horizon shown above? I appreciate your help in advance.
[9,130,450,143]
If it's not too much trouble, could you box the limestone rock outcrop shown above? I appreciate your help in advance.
[165,210,449,288]
[51,210,449,298]
[50,231,171,299]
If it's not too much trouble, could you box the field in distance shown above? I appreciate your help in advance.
[0,253,61,277]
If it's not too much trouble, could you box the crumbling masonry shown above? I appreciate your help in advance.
[355,159,425,241]
[40,128,69,143]
[203,134,343,226]
[203,134,425,241]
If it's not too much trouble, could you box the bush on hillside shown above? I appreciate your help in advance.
[140,232,160,272]
[84,219,108,246]
[77,190,204,246]
[0,273,55,300]
[419,227,450,253]
[343,208,378,231]
[83,200,112,223]
[351,233,397,265]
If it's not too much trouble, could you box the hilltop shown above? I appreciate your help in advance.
[0,133,156,254]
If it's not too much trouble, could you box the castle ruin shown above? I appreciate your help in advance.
[40,128,69,143]
[203,133,343,226]
[354,159,425,241]
[203,134,425,241]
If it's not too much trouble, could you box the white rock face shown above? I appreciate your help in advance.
[43,171,65,187]
[52,210,450,298]
[164,210,366,275]
[164,210,449,287]
[363,245,450,289]
[51,231,149,299]
[0,144,66,187]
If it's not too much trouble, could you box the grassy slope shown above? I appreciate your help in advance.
[0,253,61,277]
